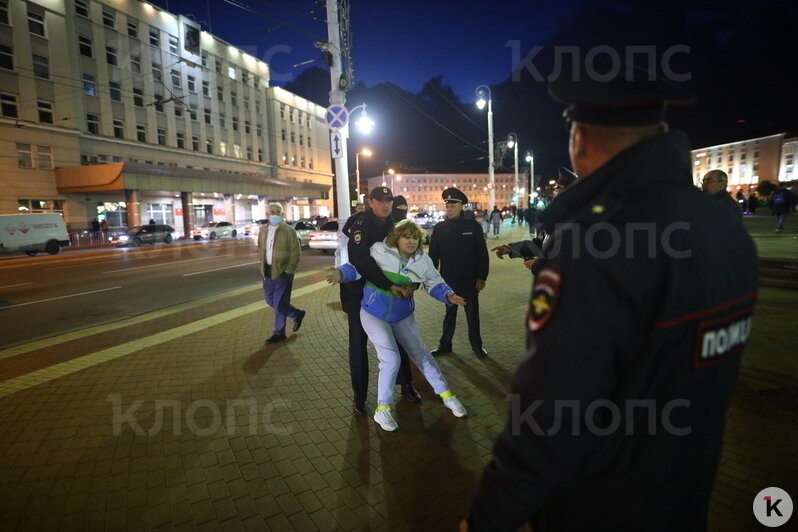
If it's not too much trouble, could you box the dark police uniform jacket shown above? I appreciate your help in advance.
[428,214,489,294]
[468,132,758,531]
[340,210,394,314]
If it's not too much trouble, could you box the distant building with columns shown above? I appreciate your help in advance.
[1,0,332,236]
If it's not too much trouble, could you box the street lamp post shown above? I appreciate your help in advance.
[507,133,519,206]
[382,168,395,188]
[476,85,495,210]
[525,150,534,208]
[355,148,372,203]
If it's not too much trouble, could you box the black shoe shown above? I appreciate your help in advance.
[265,333,287,344]
[352,402,366,416]
[430,346,452,356]
[401,384,422,403]
[292,310,306,332]
[473,347,488,358]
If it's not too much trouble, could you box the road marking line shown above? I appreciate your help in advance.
[183,261,260,276]
[3,286,123,309]
[0,279,331,399]
[102,256,209,274]
[0,269,322,359]
[0,282,33,290]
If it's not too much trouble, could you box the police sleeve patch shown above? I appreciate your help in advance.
[693,311,753,368]
[353,231,362,244]
[528,268,562,332]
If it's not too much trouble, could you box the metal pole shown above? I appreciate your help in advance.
[355,152,361,202]
[326,0,351,220]
[487,97,495,210]
[513,141,519,206]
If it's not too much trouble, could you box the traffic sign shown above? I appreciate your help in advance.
[330,131,343,159]
[325,104,349,131]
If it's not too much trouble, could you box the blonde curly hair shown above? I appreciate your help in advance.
[386,219,425,249]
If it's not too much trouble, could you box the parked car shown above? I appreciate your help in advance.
[308,220,339,253]
[110,224,175,247]
[191,221,237,240]
[287,220,316,247]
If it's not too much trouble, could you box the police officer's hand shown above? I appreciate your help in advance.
[325,267,342,284]
[390,285,411,299]
[447,292,467,306]
[491,244,512,259]
[475,279,486,291]
[524,259,536,271]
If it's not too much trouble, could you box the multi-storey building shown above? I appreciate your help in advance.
[690,133,784,194]
[364,173,521,213]
[0,0,332,235]
[778,137,797,183]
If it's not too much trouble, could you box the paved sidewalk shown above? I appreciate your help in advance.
[0,223,795,531]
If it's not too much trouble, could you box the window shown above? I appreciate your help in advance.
[255,100,261,114]
[17,143,33,168]
[306,116,311,128]
[1,0,9,24]
[244,97,249,111]
[37,101,53,123]
[281,129,286,141]
[206,138,213,154]
[232,117,239,131]
[241,71,249,84]
[74,0,89,18]
[187,75,196,93]
[289,108,294,122]
[106,46,118,66]
[109,82,121,102]
[127,21,138,38]
[78,36,92,57]
[157,128,166,145]
[219,114,225,128]
[176,132,185,149]
[233,143,241,158]
[280,104,285,119]
[307,137,311,149]
[245,120,251,134]
[290,132,295,143]
[202,80,209,97]
[299,134,304,146]
[130,55,141,73]
[136,124,146,142]
[152,62,162,82]
[258,149,263,162]
[189,106,198,121]
[256,124,262,137]
[301,156,305,168]
[230,92,237,108]
[154,97,164,113]
[28,8,45,37]
[174,105,183,118]
[204,108,211,124]
[32,54,49,79]
[192,135,199,151]
[254,75,260,88]
[171,70,181,88]
[86,114,99,134]
[168,35,178,55]
[102,9,114,28]
[219,141,227,156]
[201,52,207,67]
[2,93,18,118]
[82,74,96,95]
[228,66,236,79]
[291,155,296,165]
[133,88,143,107]
[149,28,160,47]
[0,44,11,70]
[282,153,287,163]
[217,87,224,102]
[215,58,222,74]
[113,119,124,139]
[309,158,313,169]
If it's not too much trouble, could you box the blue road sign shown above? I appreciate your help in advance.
[325,105,349,131]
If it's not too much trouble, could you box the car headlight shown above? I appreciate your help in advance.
[119,235,129,241]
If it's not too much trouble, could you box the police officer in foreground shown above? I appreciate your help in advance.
[429,188,490,358]
[341,186,420,416]
[462,64,758,531]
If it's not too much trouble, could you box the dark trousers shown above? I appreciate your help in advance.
[438,289,482,350]
[262,273,299,335]
[347,310,412,406]
[775,213,787,230]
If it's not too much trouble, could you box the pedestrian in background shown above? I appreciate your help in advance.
[701,170,742,219]
[258,202,305,344]
[768,186,796,232]
[463,63,758,531]
[747,193,758,215]
[429,188,489,358]
[489,206,502,238]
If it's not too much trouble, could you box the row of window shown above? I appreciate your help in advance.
[16,142,53,169]
[0,93,53,123]
[0,2,45,37]
[279,104,315,128]
[280,129,313,148]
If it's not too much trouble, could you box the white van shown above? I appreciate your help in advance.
[0,213,71,256]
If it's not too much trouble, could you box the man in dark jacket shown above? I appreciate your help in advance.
[341,187,420,416]
[701,169,742,219]
[429,188,490,358]
[769,186,797,232]
[464,65,758,531]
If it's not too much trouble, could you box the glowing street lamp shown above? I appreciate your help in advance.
[355,148,372,202]
[475,84,495,209]
[525,150,534,205]
[507,133,519,206]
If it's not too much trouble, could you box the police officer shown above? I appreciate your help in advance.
[429,188,490,358]
[463,65,758,531]
[342,186,420,417]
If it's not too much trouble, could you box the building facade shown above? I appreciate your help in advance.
[690,133,785,194]
[0,0,332,235]
[364,173,521,213]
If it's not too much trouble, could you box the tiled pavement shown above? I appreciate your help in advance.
[0,224,795,531]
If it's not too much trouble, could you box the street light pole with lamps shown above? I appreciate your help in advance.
[355,148,372,203]
[506,132,519,206]
[525,150,534,208]
[475,85,495,210]
[382,168,395,188]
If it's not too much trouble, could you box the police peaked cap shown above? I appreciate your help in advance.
[442,187,468,204]
[557,167,578,187]
[548,60,695,126]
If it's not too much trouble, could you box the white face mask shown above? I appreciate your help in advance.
[268,215,282,225]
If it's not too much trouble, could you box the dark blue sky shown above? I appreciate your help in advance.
[150,0,583,101]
